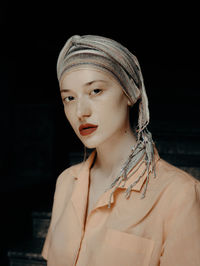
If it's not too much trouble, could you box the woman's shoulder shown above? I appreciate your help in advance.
[154,158,200,200]
[52,161,86,204]
[56,161,85,186]
[156,158,199,184]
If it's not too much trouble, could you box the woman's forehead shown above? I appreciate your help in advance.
[60,67,118,90]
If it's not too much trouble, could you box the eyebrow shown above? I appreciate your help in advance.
[60,79,107,93]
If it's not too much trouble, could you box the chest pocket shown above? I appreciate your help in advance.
[97,228,154,266]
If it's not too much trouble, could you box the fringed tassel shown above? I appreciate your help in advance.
[106,142,145,193]
[106,127,156,208]
[125,165,147,198]
[141,156,150,199]
[108,177,124,208]
[121,157,146,188]
[106,175,121,191]
[107,153,146,208]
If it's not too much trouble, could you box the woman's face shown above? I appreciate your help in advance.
[60,68,131,149]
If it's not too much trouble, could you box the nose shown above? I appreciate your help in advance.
[76,98,91,121]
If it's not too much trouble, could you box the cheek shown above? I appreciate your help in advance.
[107,94,128,118]
[96,96,128,129]
[64,106,71,122]
[64,106,77,131]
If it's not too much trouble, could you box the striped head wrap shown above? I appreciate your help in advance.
[57,35,156,204]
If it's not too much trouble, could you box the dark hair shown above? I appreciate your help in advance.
[129,99,140,134]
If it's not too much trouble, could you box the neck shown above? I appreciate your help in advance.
[94,127,137,179]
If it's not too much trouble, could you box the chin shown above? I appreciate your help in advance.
[82,142,98,149]
[80,137,102,149]
[78,131,107,149]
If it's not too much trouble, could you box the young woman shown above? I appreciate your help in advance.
[42,35,200,266]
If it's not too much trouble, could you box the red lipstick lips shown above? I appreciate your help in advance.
[79,123,98,136]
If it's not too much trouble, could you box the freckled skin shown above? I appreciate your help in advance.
[60,67,137,217]
[60,67,133,149]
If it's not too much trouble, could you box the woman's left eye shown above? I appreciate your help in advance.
[90,88,102,95]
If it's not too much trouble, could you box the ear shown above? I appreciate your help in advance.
[127,99,132,106]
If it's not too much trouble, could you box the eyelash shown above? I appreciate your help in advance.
[90,88,102,96]
[64,96,74,103]
[63,88,103,103]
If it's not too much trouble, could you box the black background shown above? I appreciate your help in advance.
[0,2,199,265]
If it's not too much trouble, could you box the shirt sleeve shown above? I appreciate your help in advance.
[41,167,74,260]
[41,179,60,260]
[160,180,200,266]
[41,222,52,260]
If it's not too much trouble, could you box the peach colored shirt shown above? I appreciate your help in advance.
[42,148,200,266]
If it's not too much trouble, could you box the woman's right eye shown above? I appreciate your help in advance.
[64,96,75,103]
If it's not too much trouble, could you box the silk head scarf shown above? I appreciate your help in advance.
[56,35,156,203]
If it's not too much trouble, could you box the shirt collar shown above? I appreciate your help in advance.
[71,146,160,222]
[76,146,160,193]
